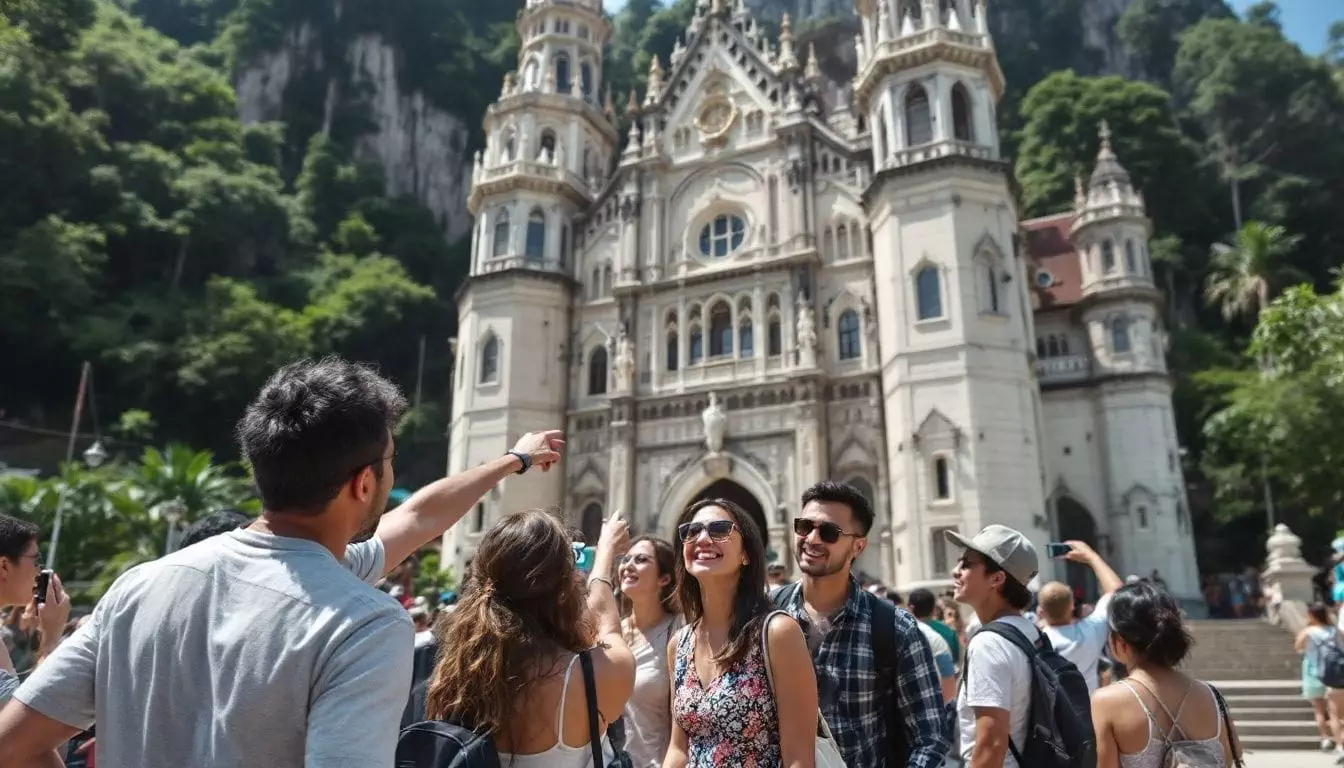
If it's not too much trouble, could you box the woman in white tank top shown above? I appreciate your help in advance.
[1090,582,1244,768]
[617,536,682,767]
[423,509,639,766]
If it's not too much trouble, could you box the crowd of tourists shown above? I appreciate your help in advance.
[0,355,1313,768]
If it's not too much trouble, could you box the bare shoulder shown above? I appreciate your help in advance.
[1091,680,1133,713]
[765,611,804,643]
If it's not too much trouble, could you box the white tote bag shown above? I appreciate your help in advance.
[760,610,847,768]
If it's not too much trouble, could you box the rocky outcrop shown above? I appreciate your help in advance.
[234,29,473,243]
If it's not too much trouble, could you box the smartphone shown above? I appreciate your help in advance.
[575,546,597,574]
[35,569,52,604]
[1046,543,1073,559]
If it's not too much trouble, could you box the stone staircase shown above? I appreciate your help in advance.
[1184,619,1319,751]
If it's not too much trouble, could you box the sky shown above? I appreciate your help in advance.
[602,0,1337,55]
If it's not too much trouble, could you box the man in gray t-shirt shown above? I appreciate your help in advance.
[0,358,564,768]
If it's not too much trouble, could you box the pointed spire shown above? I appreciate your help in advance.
[946,3,963,31]
[626,88,639,115]
[805,43,822,80]
[1089,119,1132,188]
[974,0,989,34]
[877,0,892,42]
[1074,175,1086,210]
[671,36,686,67]
[923,0,939,28]
[777,12,798,71]
[645,55,664,107]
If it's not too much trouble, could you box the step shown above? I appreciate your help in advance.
[1223,694,1315,710]
[1234,720,1322,737]
[1240,734,1330,751]
[1231,706,1319,722]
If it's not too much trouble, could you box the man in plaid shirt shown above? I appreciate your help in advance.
[774,481,951,768]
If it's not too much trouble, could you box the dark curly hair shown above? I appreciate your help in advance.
[1108,581,1193,668]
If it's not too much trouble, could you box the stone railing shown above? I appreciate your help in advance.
[1262,523,1317,634]
[880,139,995,170]
[1035,354,1090,384]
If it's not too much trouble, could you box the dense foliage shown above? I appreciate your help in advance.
[3,0,1343,574]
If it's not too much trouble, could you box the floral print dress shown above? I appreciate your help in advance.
[671,622,781,767]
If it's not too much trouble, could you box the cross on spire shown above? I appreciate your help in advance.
[1098,120,1113,151]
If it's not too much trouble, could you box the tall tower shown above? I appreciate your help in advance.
[447,0,616,565]
[1071,123,1199,600]
[853,0,1050,586]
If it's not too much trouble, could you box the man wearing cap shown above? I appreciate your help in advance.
[946,525,1040,768]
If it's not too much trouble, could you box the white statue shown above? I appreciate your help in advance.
[796,292,818,368]
[614,328,635,391]
[702,392,726,455]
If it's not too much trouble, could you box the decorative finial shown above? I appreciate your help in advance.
[1098,120,1114,154]
[626,88,639,114]
[777,13,798,70]
[1074,175,1086,207]
[603,86,615,117]
[805,43,822,80]
[649,54,663,81]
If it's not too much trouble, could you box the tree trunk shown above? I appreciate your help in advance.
[170,233,190,292]
[1230,174,1243,231]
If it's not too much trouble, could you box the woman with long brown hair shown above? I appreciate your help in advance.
[425,508,635,766]
[661,498,818,768]
[618,535,681,766]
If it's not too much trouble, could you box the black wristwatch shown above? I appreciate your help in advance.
[507,450,531,474]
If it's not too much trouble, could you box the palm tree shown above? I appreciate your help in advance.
[1204,221,1307,322]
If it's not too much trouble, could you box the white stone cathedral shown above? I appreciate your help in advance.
[445,0,1201,602]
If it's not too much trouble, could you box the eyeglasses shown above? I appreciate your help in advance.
[619,553,653,566]
[17,551,41,563]
[793,518,859,544]
[677,520,737,542]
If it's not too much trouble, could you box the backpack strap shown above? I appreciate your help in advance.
[867,592,907,760]
[578,650,606,768]
[1208,684,1245,768]
[769,580,803,610]
[966,622,1038,766]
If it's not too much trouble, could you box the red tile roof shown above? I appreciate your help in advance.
[1022,213,1081,309]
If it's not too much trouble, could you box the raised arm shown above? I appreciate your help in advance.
[1065,541,1123,598]
[766,614,817,768]
[374,430,563,572]
[585,510,636,725]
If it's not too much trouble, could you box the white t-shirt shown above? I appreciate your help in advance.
[1041,592,1113,694]
[958,614,1039,768]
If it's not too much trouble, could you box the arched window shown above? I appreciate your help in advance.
[602,264,613,295]
[525,209,546,260]
[768,317,782,356]
[588,346,608,395]
[698,214,747,258]
[540,130,557,161]
[580,61,593,101]
[933,456,951,500]
[915,265,942,320]
[952,83,974,141]
[1125,240,1137,273]
[982,262,1000,313]
[905,85,932,146]
[739,319,754,356]
[554,54,571,94]
[590,268,601,298]
[522,59,540,91]
[837,310,861,360]
[492,210,510,257]
[480,335,499,383]
[1111,317,1131,353]
[580,503,603,546]
[689,326,704,364]
[1046,336,1060,357]
[709,303,732,357]
[501,131,517,163]
[837,225,850,260]
[1101,240,1116,273]
[666,331,679,371]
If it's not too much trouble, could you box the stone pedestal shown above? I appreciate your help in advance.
[1263,523,1317,605]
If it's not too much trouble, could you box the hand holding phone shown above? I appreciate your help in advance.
[1046,543,1073,559]
[35,569,53,605]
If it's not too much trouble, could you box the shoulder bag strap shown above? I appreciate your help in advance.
[1209,684,1245,768]
[758,609,792,694]
[578,650,606,768]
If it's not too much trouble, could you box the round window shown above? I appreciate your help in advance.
[698,214,747,258]
[1035,270,1054,288]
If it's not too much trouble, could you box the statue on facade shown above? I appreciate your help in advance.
[702,392,726,455]
[614,326,636,391]
[796,292,818,368]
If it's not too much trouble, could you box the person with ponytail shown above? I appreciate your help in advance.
[617,536,682,766]
[1090,582,1244,768]
[424,509,636,766]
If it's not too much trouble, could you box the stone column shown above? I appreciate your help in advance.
[753,283,766,376]
[608,409,636,520]
[1263,524,1317,605]
[647,182,663,282]
[794,399,826,494]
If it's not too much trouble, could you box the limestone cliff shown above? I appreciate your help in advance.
[234,26,473,243]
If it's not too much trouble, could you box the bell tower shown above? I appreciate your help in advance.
[853,0,1051,586]
[446,0,616,566]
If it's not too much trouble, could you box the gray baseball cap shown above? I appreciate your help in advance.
[944,525,1039,587]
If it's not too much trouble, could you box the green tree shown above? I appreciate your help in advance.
[1116,0,1231,89]
[1203,221,1306,322]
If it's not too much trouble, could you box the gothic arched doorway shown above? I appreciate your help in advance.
[1056,496,1100,604]
[692,479,771,558]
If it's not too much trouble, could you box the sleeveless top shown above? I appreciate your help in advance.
[497,654,596,768]
[623,615,681,767]
[1117,678,1227,768]
[671,622,780,767]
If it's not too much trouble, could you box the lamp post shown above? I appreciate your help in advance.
[161,498,187,555]
[47,439,108,573]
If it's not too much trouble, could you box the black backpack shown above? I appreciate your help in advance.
[1313,630,1344,689]
[395,651,609,768]
[970,623,1096,768]
[772,584,910,766]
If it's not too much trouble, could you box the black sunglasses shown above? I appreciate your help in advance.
[678,520,737,542]
[793,518,859,544]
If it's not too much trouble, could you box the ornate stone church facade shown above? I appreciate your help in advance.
[444,0,1200,601]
